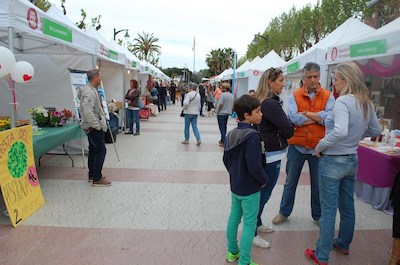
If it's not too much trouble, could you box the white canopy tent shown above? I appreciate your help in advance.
[85,27,126,106]
[326,17,400,65]
[281,18,375,88]
[326,18,400,129]
[236,52,286,97]
[0,0,97,120]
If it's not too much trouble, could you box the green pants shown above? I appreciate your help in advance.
[226,191,260,265]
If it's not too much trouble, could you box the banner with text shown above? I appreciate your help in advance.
[0,125,45,227]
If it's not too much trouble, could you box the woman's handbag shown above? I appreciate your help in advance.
[180,92,197,117]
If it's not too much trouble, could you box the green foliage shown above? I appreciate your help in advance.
[34,0,51,12]
[128,32,161,66]
[205,48,235,76]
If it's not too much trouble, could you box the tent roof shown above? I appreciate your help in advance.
[327,17,400,64]
[86,27,125,65]
[0,0,96,55]
[107,40,141,70]
[282,18,375,74]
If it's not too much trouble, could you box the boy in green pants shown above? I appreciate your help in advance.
[223,95,268,265]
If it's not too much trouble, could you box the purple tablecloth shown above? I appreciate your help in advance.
[357,145,400,187]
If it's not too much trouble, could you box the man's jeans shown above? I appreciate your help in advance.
[279,145,321,220]
[184,114,201,141]
[255,160,281,236]
[217,114,229,143]
[316,154,358,263]
[227,192,260,265]
[87,129,106,181]
[127,109,140,133]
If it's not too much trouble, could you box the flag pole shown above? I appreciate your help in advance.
[192,37,195,74]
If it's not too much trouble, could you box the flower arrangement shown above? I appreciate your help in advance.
[27,106,49,127]
[27,106,75,127]
[0,118,11,132]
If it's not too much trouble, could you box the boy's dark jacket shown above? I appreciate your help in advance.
[223,123,268,196]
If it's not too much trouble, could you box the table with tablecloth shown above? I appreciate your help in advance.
[32,124,85,166]
[356,144,400,214]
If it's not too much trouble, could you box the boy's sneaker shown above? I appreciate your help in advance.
[257,225,274,233]
[333,242,349,255]
[92,178,112,187]
[196,140,201,146]
[253,235,271,248]
[272,213,287,225]
[304,249,328,265]
[181,140,189,144]
[226,251,240,263]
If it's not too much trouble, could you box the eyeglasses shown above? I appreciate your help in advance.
[268,67,278,79]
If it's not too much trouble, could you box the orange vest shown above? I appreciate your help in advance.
[288,85,331,149]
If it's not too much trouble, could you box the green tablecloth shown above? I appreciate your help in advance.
[32,124,85,159]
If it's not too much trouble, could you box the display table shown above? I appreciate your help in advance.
[32,124,85,166]
[356,143,400,214]
[145,104,159,116]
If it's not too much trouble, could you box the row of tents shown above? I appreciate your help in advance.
[210,17,400,114]
[0,0,171,121]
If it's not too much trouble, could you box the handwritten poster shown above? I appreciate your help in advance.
[0,125,45,227]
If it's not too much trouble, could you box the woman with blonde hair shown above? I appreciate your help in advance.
[252,68,294,248]
[305,62,381,265]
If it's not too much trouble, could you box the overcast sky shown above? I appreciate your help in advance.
[48,0,318,71]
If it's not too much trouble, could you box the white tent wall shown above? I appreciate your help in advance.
[139,74,150,97]
[0,53,92,119]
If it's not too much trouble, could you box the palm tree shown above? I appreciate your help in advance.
[205,48,235,76]
[128,32,161,65]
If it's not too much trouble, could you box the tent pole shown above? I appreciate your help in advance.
[8,27,16,128]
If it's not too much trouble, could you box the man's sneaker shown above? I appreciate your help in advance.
[196,140,201,146]
[134,132,140,136]
[181,140,189,144]
[304,249,328,265]
[218,141,224,147]
[333,242,349,255]
[226,251,240,263]
[257,225,274,233]
[253,235,271,248]
[92,178,112,187]
[272,213,287,225]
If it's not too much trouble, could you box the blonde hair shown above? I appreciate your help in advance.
[255,68,283,102]
[334,62,372,120]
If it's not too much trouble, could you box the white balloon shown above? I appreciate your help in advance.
[0,46,16,77]
[10,61,35,83]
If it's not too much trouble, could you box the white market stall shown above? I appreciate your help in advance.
[236,51,286,98]
[327,17,400,129]
[0,0,97,120]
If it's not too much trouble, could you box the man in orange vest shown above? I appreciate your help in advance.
[273,62,335,225]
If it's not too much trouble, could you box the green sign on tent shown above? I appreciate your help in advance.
[287,61,300,74]
[42,18,72,43]
[350,39,387,58]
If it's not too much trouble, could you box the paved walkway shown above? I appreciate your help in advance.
[0,103,393,264]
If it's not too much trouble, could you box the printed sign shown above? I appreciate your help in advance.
[350,39,387,58]
[0,126,45,227]
[287,61,300,74]
[42,18,72,43]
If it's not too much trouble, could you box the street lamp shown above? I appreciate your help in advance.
[252,34,268,45]
[113,28,130,41]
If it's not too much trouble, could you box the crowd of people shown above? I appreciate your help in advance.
[77,63,397,265]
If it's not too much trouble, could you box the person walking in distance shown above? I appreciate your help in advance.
[273,62,335,225]
[305,62,381,265]
[224,95,268,265]
[78,69,111,187]
[252,68,294,248]
[125,79,140,135]
[216,82,234,147]
[181,83,202,145]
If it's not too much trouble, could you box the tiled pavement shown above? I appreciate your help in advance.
[0,104,393,265]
